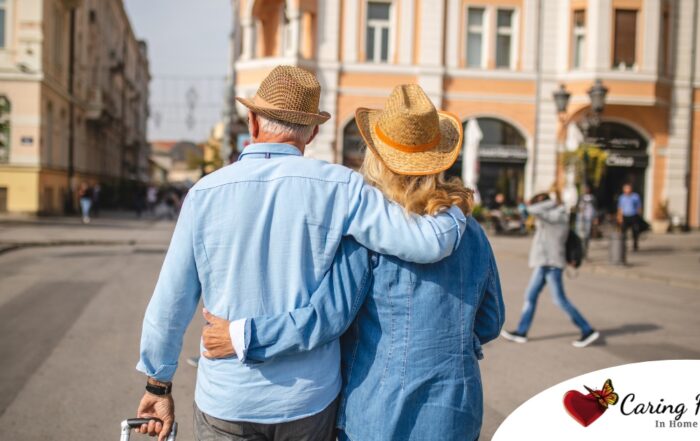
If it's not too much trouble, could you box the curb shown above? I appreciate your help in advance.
[582,264,700,290]
[0,239,137,256]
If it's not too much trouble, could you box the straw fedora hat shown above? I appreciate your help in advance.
[236,65,330,126]
[355,84,463,176]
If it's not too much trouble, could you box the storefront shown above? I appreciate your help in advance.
[588,121,649,215]
[448,117,528,207]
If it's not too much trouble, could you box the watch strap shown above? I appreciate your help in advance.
[145,381,172,396]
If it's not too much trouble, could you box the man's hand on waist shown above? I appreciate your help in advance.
[202,308,236,359]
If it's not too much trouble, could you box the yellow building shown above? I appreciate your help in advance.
[0,0,150,214]
[232,0,700,227]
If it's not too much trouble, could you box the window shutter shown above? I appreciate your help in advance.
[614,10,637,68]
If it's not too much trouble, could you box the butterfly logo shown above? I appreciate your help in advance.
[563,379,619,427]
[584,379,619,409]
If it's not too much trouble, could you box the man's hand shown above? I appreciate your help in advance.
[136,390,174,441]
[202,308,235,359]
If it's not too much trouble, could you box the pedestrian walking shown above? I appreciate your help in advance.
[146,184,158,216]
[78,181,93,224]
[201,84,504,441]
[133,66,466,441]
[617,183,643,251]
[576,185,597,257]
[501,188,599,348]
[91,183,101,217]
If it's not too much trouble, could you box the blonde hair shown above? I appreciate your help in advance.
[360,148,473,216]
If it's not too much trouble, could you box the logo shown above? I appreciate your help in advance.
[563,379,619,427]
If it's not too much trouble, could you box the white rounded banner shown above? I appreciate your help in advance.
[493,360,700,441]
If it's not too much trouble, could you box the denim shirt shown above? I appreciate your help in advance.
[136,143,466,423]
[240,217,505,440]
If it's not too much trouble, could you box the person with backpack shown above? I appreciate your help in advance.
[501,187,599,348]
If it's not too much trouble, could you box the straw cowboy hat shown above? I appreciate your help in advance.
[356,84,463,176]
[236,65,331,126]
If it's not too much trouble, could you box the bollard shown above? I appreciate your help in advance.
[608,230,626,265]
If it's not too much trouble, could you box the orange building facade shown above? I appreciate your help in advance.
[232,0,700,227]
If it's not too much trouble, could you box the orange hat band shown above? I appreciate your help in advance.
[374,124,442,153]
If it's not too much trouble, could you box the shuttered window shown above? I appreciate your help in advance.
[613,9,637,69]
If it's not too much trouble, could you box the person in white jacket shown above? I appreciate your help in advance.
[501,188,599,348]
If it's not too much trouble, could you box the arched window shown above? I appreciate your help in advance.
[449,117,527,207]
[342,119,365,170]
[592,121,649,214]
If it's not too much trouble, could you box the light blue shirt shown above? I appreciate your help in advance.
[137,143,466,423]
[618,192,641,217]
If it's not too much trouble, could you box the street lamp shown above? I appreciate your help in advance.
[553,79,609,191]
[587,79,609,114]
[553,84,571,118]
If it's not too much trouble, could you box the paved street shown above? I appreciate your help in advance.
[0,215,698,440]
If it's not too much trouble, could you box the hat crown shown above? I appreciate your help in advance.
[376,85,440,147]
[256,65,321,115]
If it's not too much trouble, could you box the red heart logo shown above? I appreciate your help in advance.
[563,390,607,427]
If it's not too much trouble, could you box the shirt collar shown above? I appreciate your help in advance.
[238,143,303,160]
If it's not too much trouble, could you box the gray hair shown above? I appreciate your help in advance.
[256,114,315,143]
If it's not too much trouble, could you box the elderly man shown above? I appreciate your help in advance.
[134,66,466,441]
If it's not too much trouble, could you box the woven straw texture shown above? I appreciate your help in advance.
[236,65,330,126]
[356,84,463,176]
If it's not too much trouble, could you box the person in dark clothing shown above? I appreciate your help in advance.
[617,184,642,251]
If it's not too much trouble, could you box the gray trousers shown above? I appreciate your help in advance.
[193,399,338,441]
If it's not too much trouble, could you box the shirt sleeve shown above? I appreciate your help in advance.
[527,200,566,224]
[136,192,202,382]
[344,171,466,264]
[234,238,373,363]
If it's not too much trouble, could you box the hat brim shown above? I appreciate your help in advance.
[355,108,463,176]
[237,97,331,126]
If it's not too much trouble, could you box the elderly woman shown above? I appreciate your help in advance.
[204,85,505,441]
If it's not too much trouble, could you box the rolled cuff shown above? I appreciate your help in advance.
[229,318,248,362]
[135,361,177,383]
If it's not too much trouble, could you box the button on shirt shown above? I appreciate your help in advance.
[618,192,641,217]
[137,143,466,423]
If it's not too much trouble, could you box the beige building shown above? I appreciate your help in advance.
[232,0,700,227]
[0,0,150,214]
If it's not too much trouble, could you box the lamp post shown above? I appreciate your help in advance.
[584,79,609,138]
[552,80,609,187]
[552,79,608,139]
[553,84,571,122]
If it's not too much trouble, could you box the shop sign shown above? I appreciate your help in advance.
[605,152,648,168]
[479,145,528,161]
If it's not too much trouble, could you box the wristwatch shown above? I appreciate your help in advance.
[145,378,172,396]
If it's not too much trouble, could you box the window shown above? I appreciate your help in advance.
[466,7,485,68]
[660,9,670,75]
[45,102,53,166]
[53,4,64,68]
[0,0,6,49]
[613,9,637,70]
[572,10,585,69]
[366,1,391,63]
[495,9,514,68]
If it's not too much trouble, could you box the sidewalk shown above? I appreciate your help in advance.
[0,211,174,254]
[489,230,700,290]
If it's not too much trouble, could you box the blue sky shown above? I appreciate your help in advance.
[124,0,232,142]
